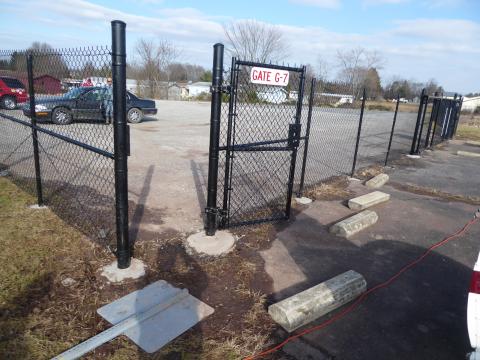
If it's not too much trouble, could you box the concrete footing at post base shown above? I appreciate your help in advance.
[186,230,236,256]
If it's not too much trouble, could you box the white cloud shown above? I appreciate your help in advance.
[1,0,479,92]
[288,0,341,9]
[363,0,408,4]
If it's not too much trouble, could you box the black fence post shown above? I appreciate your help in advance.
[351,88,366,177]
[424,92,439,148]
[26,53,44,207]
[430,95,443,147]
[448,94,458,139]
[415,93,429,153]
[384,93,400,166]
[111,20,130,269]
[285,65,306,219]
[410,88,426,155]
[205,43,224,236]
[453,96,463,137]
[297,77,316,197]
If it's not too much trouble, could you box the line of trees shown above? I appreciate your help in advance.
[0,23,453,101]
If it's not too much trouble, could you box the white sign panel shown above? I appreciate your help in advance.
[250,67,289,86]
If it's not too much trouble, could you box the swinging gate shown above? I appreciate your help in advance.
[206,44,306,230]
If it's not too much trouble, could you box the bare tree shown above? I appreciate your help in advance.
[316,56,330,82]
[223,20,288,63]
[135,38,180,98]
[336,47,384,98]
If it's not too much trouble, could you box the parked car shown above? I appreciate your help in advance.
[22,86,157,124]
[0,76,28,110]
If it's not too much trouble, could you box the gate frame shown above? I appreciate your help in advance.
[205,46,307,233]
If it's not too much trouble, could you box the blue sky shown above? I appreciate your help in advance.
[1,0,479,92]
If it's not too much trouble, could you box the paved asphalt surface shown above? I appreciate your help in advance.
[261,140,480,360]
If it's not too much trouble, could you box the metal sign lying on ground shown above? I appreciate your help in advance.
[250,66,289,86]
[52,280,214,359]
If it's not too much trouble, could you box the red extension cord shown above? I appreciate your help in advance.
[244,215,480,360]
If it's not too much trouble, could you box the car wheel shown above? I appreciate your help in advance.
[127,108,143,124]
[52,107,73,125]
[1,96,17,110]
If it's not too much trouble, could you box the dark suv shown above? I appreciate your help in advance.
[0,76,28,110]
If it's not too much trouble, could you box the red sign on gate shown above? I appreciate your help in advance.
[250,67,289,86]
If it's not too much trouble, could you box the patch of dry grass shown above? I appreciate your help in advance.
[304,176,352,201]
[0,177,113,359]
[390,181,480,205]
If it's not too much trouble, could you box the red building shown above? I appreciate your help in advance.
[34,75,61,94]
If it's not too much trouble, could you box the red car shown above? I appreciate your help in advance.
[0,76,28,110]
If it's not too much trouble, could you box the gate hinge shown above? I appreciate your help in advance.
[288,123,302,149]
[210,85,231,94]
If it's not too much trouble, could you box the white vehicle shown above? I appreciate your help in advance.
[467,253,480,359]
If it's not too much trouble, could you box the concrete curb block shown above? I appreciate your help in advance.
[406,154,421,159]
[268,270,367,332]
[365,173,389,189]
[348,191,390,211]
[330,210,378,238]
[466,140,480,147]
[457,150,480,158]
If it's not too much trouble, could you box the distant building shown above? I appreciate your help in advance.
[462,96,480,112]
[187,82,211,97]
[34,75,61,94]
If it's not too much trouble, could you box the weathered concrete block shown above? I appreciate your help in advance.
[466,140,480,147]
[457,150,480,158]
[365,173,389,189]
[348,191,390,211]
[268,270,367,332]
[330,210,378,238]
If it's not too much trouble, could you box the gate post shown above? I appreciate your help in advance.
[424,92,439,148]
[205,43,224,236]
[297,77,315,197]
[351,88,366,177]
[111,20,131,269]
[26,53,44,207]
[415,92,429,153]
[384,93,400,166]
[430,95,443,147]
[286,65,306,219]
[410,88,426,155]
[453,96,463,137]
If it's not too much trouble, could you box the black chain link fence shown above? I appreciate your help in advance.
[206,49,464,231]
[0,46,117,252]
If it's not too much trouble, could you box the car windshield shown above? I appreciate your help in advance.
[62,87,87,99]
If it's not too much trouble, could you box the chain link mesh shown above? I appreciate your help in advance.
[0,47,116,251]
[218,60,305,226]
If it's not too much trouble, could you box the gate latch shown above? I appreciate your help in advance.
[288,123,301,149]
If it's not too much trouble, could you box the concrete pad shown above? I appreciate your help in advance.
[28,204,48,210]
[406,154,421,159]
[0,170,9,177]
[268,270,367,332]
[186,230,235,256]
[365,173,389,189]
[101,258,146,283]
[348,191,390,211]
[330,210,378,238]
[295,196,313,205]
[457,150,480,158]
